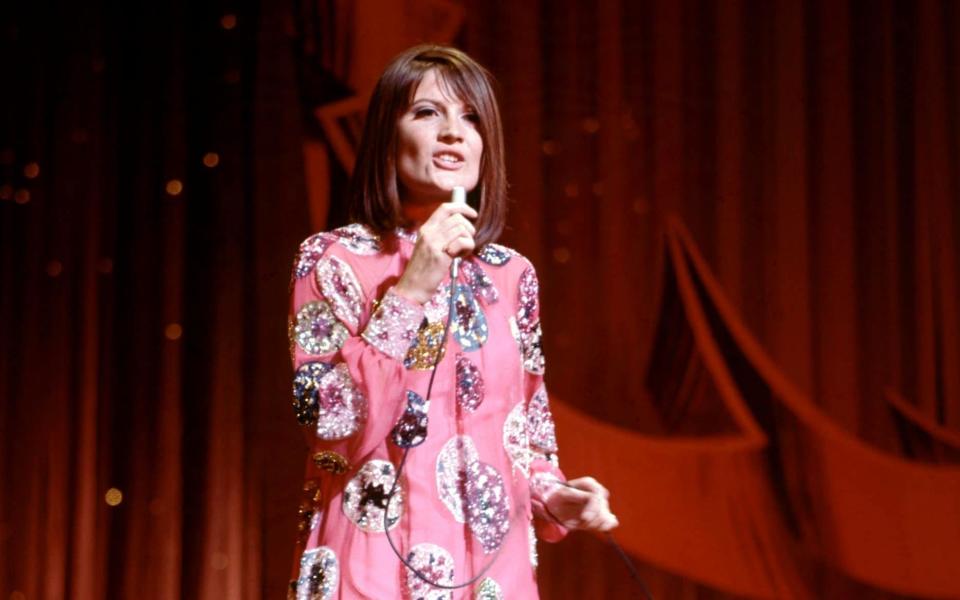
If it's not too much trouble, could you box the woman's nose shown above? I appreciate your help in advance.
[438,115,464,142]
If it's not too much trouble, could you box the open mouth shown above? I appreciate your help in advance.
[433,151,465,168]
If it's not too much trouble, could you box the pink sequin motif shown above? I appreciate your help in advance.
[435,436,510,554]
[332,224,380,255]
[404,543,454,600]
[516,267,545,374]
[362,289,424,360]
[502,402,531,477]
[460,260,499,305]
[526,383,558,453]
[292,233,335,286]
[314,363,367,440]
[316,255,364,330]
[455,354,484,412]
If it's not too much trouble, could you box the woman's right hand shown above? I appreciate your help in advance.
[394,202,478,304]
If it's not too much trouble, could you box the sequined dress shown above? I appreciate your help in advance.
[287,224,567,599]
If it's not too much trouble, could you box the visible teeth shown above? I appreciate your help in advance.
[437,154,459,163]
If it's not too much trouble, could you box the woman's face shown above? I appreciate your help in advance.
[395,69,483,205]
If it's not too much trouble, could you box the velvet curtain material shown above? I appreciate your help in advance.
[2,1,959,599]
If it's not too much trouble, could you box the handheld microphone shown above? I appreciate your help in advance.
[449,186,467,280]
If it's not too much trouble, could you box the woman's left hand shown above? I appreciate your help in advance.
[544,476,619,533]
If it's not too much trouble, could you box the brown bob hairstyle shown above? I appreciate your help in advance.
[349,45,507,247]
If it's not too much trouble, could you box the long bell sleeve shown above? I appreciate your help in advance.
[288,233,423,470]
[513,261,569,543]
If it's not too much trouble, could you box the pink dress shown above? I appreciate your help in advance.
[287,224,567,599]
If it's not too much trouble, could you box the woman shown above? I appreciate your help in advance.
[288,45,617,599]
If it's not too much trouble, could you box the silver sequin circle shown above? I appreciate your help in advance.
[314,363,367,440]
[294,301,349,356]
[404,543,455,600]
[296,546,338,600]
[342,459,402,533]
[474,577,504,600]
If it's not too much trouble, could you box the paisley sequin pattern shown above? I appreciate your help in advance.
[295,301,349,356]
[516,266,545,374]
[316,255,364,330]
[313,364,367,440]
[436,436,479,522]
[476,244,514,266]
[342,460,403,533]
[520,320,545,375]
[474,577,503,600]
[297,480,323,543]
[451,283,488,351]
[391,390,429,448]
[403,320,447,370]
[455,354,484,412]
[362,289,424,360]
[404,543,455,600]
[312,450,349,474]
[526,383,558,453]
[460,260,499,305]
[502,401,531,477]
[465,460,511,553]
[293,233,335,282]
[435,436,511,553]
[517,266,539,330]
[296,546,338,600]
[332,223,380,255]
[293,362,334,425]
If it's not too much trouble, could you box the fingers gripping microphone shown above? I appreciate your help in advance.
[449,186,467,280]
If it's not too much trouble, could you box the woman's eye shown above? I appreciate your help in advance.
[463,113,480,124]
[414,107,437,118]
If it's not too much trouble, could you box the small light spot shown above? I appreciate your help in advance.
[46,260,63,277]
[592,181,605,196]
[24,162,40,179]
[541,140,559,156]
[211,551,230,570]
[224,68,241,84]
[563,182,579,198]
[581,117,600,134]
[202,152,220,168]
[91,58,105,73]
[71,129,89,144]
[552,247,571,264]
[0,148,13,165]
[97,257,114,274]
[165,323,183,340]
[14,188,30,204]
[220,14,237,30]
[165,179,183,196]
[0,184,12,200]
[105,487,123,506]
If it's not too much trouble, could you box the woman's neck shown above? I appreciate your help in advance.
[400,200,443,229]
